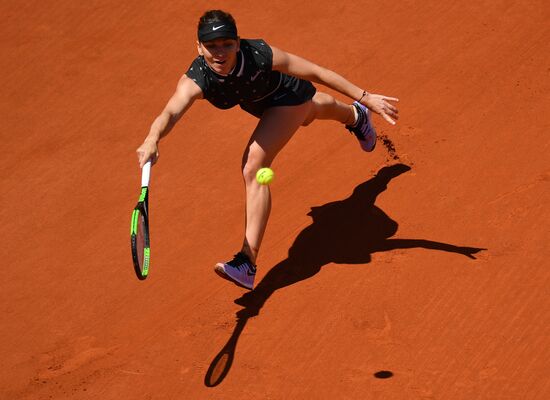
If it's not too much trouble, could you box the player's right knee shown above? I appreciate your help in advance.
[242,158,263,185]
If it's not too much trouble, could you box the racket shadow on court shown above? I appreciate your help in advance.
[204,163,485,386]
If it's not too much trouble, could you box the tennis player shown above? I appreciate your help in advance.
[136,10,399,290]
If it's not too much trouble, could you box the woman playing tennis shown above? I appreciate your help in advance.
[136,10,399,290]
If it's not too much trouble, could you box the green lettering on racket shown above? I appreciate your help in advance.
[142,247,150,275]
[139,187,148,202]
[131,209,139,234]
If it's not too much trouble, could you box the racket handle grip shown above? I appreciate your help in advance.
[141,160,152,187]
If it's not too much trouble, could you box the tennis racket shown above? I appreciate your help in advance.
[131,160,152,280]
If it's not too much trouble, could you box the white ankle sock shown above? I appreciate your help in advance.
[352,105,359,126]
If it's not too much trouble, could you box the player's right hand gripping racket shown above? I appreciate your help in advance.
[131,160,152,280]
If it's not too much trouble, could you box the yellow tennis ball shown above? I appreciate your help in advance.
[256,167,274,185]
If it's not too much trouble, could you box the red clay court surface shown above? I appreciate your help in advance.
[2,1,549,399]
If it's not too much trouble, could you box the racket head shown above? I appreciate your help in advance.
[131,188,150,279]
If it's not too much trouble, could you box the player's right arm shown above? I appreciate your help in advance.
[137,75,203,167]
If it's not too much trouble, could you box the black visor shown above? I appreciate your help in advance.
[198,21,238,42]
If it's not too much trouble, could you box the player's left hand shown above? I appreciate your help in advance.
[362,93,399,125]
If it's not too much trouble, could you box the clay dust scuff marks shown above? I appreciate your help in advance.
[489,170,550,205]
[37,336,114,380]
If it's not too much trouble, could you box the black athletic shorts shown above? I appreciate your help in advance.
[239,75,317,118]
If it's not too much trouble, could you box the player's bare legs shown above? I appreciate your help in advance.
[240,102,313,263]
[302,92,356,126]
[215,92,374,289]
[303,91,377,151]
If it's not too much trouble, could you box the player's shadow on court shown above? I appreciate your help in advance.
[204,163,485,386]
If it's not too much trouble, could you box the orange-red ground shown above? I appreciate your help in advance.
[1,1,549,398]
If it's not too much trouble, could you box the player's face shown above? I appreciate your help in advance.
[198,38,240,75]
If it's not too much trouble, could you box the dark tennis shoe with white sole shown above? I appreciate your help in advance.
[346,101,377,152]
[215,252,256,290]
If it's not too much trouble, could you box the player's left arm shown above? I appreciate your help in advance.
[271,46,399,124]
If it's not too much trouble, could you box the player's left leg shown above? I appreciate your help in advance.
[302,92,354,126]
[303,92,377,152]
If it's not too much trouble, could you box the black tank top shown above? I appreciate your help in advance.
[185,39,286,110]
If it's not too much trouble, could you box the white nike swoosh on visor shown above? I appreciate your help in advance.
[212,25,225,31]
